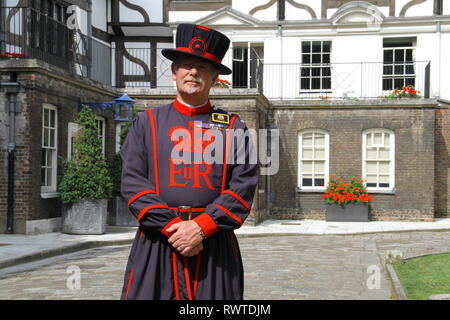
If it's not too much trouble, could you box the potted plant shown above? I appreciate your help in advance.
[213,77,231,88]
[107,118,138,226]
[384,85,420,99]
[323,175,373,222]
[59,105,113,234]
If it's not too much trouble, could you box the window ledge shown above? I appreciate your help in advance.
[367,189,396,194]
[296,187,325,193]
[40,192,60,199]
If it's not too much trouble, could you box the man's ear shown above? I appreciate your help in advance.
[171,62,177,81]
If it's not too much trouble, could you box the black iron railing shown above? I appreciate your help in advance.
[0,7,111,86]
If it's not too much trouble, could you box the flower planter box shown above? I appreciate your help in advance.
[62,199,108,234]
[108,196,138,227]
[325,203,369,222]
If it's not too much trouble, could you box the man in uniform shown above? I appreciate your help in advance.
[119,23,258,300]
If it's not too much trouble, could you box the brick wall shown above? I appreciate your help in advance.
[0,60,118,233]
[435,103,450,218]
[270,99,436,222]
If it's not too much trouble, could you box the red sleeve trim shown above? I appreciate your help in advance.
[138,204,170,222]
[213,204,243,226]
[161,216,183,238]
[127,189,157,206]
[193,213,218,239]
[222,190,251,211]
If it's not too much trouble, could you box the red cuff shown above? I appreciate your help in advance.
[193,213,218,239]
[161,216,183,238]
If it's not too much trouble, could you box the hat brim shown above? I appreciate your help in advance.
[161,48,232,75]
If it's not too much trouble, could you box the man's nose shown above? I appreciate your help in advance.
[189,65,199,75]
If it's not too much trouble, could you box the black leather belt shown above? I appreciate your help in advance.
[170,206,205,221]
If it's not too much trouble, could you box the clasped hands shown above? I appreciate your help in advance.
[166,220,204,257]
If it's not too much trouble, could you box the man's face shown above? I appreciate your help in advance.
[172,56,218,98]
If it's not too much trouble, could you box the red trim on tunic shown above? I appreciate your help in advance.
[172,252,181,300]
[193,253,202,299]
[183,257,193,300]
[127,189,157,206]
[138,204,170,222]
[161,216,183,238]
[175,47,221,63]
[213,204,243,226]
[173,98,212,117]
[193,212,218,238]
[222,190,251,211]
[125,268,134,300]
[196,25,211,32]
[221,115,238,192]
[147,109,160,194]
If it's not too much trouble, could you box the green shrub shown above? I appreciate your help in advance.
[59,105,113,203]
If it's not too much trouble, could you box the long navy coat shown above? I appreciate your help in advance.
[119,98,258,300]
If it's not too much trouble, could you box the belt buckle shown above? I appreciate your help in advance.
[178,206,192,221]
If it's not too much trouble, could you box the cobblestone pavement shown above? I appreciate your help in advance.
[0,231,449,300]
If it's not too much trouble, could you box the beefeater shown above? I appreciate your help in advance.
[119,23,258,300]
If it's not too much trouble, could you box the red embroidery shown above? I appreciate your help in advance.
[168,159,215,190]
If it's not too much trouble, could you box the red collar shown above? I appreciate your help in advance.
[173,98,212,117]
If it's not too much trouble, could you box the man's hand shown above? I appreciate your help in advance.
[167,220,204,257]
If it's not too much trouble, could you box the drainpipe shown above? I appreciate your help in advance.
[1,81,21,234]
[87,0,93,79]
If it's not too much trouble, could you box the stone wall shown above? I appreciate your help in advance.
[435,102,450,218]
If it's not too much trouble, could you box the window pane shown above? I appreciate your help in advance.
[312,41,321,53]
[367,175,377,184]
[379,161,390,174]
[405,78,415,87]
[312,54,321,64]
[374,133,382,145]
[41,167,46,186]
[302,148,313,159]
[322,54,330,63]
[405,50,413,62]
[311,78,320,89]
[366,134,372,146]
[322,77,331,89]
[302,54,310,64]
[384,50,393,62]
[394,78,404,90]
[384,134,390,147]
[383,65,393,75]
[50,110,55,128]
[50,129,55,147]
[303,133,313,146]
[44,109,49,127]
[47,149,53,168]
[366,162,377,174]
[47,166,52,187]
[395,65,404,75]
[315,134,324,146]
[314,148,325,159]
[323,42,331,53]
[302,161,313,173]
[379,175,390,184]
[43,128,49,147]
[301,67,310,77]
[383,78,392,91]
[395,50,404,62]
[315,175,325,187]
[303,175,313,186]
[315,161,325,173]
[367,148,377,159]
[301,78,310,89]
[302,42,311,53]
[379,148,390,159]
[311,67,320,76]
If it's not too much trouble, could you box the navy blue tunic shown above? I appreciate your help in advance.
[119,99,258,300]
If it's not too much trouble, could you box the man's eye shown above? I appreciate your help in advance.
[182,64,192,69]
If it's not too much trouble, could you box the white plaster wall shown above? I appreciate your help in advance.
[233,0,277,21]
[120,0,163,23]
[396,0,433,16]
[92,0,108,32]
[445,0,450,15]
[438,32,450,100]
[285,0,321,21]
[169,11,215,23]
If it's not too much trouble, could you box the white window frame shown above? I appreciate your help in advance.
[297,129,329,191]
[95,116,106,156]
[362,129,395,193]
[67,122,80,160]
[115,122,127,153]
[41,103,58,194]
[300,40,332,94]
[382,38,416,92]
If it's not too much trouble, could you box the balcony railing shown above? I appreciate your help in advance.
[0,7,111,86]
[263,61,430,100]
